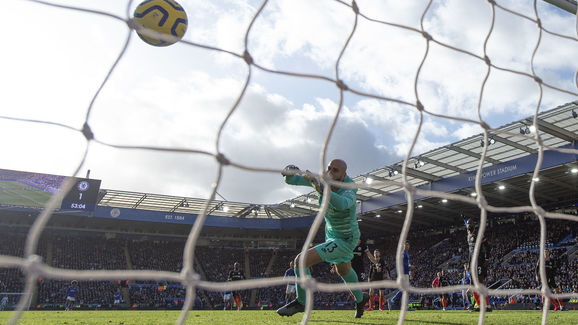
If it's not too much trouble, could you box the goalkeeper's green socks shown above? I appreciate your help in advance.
[341,266,364,303]
[295,266,311,305]
[295,266,362,304]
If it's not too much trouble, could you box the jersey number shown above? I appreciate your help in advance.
[324,242,338,253]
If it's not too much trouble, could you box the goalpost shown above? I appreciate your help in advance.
[0,1,577,325]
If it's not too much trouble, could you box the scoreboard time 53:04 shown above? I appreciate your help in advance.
[61,178,101,212]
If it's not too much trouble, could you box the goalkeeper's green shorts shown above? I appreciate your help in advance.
[314,236,358,265]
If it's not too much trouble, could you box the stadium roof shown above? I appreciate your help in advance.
[98,101,578,233]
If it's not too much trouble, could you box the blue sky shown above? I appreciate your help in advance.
[1,0,576,204]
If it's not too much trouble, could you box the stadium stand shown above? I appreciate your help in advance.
[0,209,574,311]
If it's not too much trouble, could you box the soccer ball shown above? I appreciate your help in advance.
[133,0,188,47]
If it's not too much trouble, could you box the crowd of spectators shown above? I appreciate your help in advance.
[0,215,575,310]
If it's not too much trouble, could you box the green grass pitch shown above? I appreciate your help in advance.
[0,310,575,325]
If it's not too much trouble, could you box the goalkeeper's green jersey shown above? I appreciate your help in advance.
[285,175,359,240]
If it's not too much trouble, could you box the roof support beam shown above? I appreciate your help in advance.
[446,145,502,165]
[525,118,578,142]
[132,194,147,209]
[492,134,537,153]
[415,201,459,221]
[378,211,433,226]
[361,187,390,196]
[419,156,469,174]
[538,175,577,192]
[358,217,400,232]
[390,165,441,182]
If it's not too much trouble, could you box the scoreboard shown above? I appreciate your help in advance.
[61,178,102,212]
[0,168,101,212]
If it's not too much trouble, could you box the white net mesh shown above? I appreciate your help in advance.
[1,0,577,324]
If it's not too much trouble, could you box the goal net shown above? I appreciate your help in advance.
[0,1,577,325]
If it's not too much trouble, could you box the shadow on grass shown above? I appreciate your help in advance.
[308,315,469,325]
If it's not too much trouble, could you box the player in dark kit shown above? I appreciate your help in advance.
[227,262,245,310]
[351,238,372,282]
[466,218,491,312]
[432,270,448,311]
[535,248,565,311]
[367,249,389,311]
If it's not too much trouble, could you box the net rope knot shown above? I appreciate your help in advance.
[484,55,491,66]
[126,18,137,30]
[477,195,488,208]
[300,277,318,291]
[351,1,360,14]
[416,100,424,111]
[533,76,543,84]
[421,31,433,41]
[182,268,200,287]
[336,79,349,91]
[243,50,254,65]
[534,206,547,217]
[216,153,230,166]
[24,254,44,277]
[82,123,94,141]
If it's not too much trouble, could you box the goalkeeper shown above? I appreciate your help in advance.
[276,159,369,319]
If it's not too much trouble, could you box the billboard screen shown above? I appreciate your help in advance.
[0,168,101,212]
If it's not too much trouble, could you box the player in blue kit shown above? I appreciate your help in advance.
[388,240,412,310]
[64,280,79,311]
[276,159,369,319]
[283,261,296,304]
[113,289,122,307]
[461,263,472,310]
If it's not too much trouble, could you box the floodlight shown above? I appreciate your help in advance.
[520,125,530,134]
[414,158,425,169]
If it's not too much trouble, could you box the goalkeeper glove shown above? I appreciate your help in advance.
[304,170,324,194]
[281,165,300,176]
